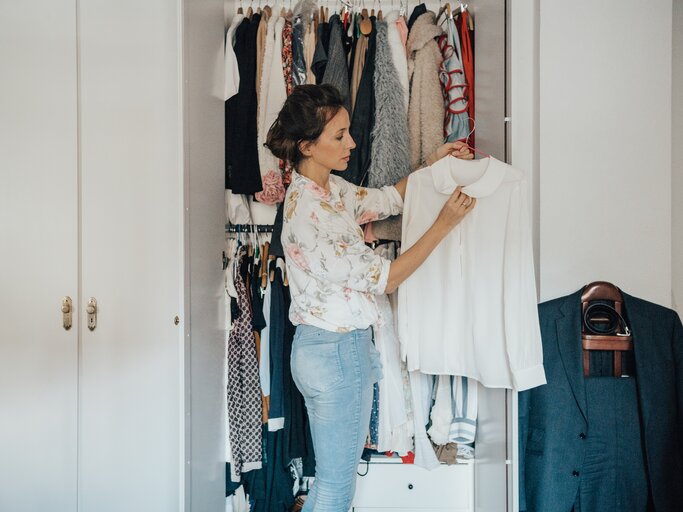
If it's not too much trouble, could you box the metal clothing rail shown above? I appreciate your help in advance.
[225,223,275,233]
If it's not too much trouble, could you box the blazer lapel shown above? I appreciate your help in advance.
[556,290,587,422]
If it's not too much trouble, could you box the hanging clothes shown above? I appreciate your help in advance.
[267,259,288,431]
[368,20,411,188]
[407,3,427,31]
[372,245,414,455]
[456,9,475,144]
[291,15,307,87]
[409,370,440,469]
[385,10,410,112]
[349,31,369,112]
[226,14,263,194]
[280,18,296,187]
[226,247,264,479]
[322,14,351,110]
[224,13,245,101]
[304,21,316,84]
[242,427,296,512]
[311,19,330,83]
[439,15,470,142]
[450,375,478,445]
[255,15,287,205]
[334,17,376,186]
[282,19,294,95]
[407,12,445,169]
[255,13,268,105]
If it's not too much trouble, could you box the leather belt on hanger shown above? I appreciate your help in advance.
[583,302,631,336]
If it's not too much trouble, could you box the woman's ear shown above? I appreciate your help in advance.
[298,139,313,157]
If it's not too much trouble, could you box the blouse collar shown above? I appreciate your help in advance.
[430,155,507,198]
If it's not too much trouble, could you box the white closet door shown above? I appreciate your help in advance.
[77,1,184,511]
[0,2,79,511]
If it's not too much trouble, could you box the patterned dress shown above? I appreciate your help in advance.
[226,247,264,478]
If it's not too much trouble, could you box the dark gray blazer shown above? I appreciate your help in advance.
[519,289,683,512]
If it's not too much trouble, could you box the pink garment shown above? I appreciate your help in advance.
[396,17,409,55]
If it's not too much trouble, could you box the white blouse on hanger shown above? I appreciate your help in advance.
[398,155,546,391]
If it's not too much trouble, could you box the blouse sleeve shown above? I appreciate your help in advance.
[283,198,391,294]
[337,178,404,224]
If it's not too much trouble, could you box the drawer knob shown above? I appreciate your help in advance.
[408,483,414,490]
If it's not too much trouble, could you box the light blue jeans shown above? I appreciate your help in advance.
[290,324,383,512]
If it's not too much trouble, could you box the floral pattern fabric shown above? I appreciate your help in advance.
[281,171,403,332]
[281,19,295,185]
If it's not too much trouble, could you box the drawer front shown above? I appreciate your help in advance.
[352,463,474,510]
[354,509,462,512]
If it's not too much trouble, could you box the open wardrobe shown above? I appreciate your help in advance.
[1,0,680,512]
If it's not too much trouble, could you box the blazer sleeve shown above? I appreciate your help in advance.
[503,181,547,391]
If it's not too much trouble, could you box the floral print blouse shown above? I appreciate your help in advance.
[282,171,404,332]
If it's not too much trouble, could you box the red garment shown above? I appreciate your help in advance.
[457,10,475,145]
[385,451,416,464]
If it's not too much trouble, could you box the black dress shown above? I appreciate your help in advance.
[225,14,262,194]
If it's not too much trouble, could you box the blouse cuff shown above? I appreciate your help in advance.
[374,257,392,294]
[384,185,404,215]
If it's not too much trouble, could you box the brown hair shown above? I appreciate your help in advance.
[265,84,346,166]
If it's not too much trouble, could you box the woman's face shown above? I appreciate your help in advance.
[300,108,356,171]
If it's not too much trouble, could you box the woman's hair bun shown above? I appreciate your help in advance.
[265,84,346,166]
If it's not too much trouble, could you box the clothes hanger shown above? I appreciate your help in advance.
[260,241,270,289]
[459,1,473,30]
[437,1,449,23]
[360,0,372,34]
[580,281,634,377]
[377,0,382,20]
[268,255,277,282]
[237,0,244,15]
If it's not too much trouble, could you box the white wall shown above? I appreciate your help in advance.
[673,0,683,315]
[538,0,673,305]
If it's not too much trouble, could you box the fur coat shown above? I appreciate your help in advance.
[368,20,411,188]
[407,12,445,170]
[367,19,412,241]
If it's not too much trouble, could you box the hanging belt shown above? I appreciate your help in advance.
[583,302,631,336]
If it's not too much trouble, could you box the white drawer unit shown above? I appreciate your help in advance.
[352,461,474,511]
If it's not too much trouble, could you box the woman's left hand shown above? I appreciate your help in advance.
[426,141,474,167]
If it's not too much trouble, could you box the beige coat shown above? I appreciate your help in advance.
[407,12,445,170]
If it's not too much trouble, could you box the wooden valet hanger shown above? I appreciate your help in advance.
[580,281,633,377]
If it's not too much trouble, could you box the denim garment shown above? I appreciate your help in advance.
[291,325,383,512]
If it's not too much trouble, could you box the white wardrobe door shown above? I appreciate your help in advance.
[0,2,79,511]
[77,1,183,511]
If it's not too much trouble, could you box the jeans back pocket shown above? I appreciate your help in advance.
[292,340,345,397]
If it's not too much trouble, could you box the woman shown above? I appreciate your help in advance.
[265,84,476,511]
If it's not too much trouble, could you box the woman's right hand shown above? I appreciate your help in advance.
[435,186,476,232]
[385,187,476,293]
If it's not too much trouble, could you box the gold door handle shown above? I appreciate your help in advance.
[86,297,97,331]
[62,297,73,330]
